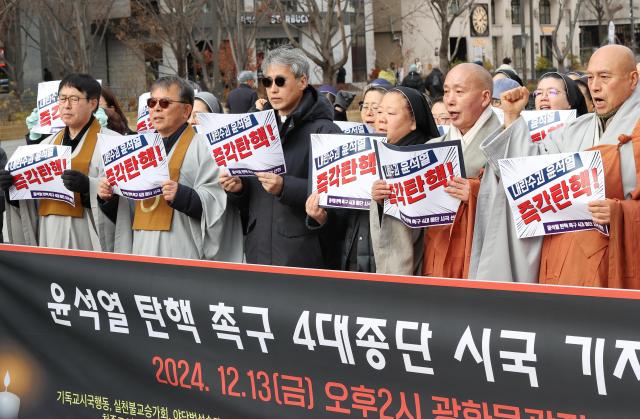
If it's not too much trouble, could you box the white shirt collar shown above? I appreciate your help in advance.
[448,107,494,151]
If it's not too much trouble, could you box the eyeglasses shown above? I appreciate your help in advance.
[147,97,189,109]
[533,88,563,98]
[359,103,379,113]
[261,76,287,88]
[58,95,89,104]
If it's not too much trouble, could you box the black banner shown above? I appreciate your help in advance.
[1,244,640,419]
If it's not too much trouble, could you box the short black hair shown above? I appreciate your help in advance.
[59,73,101,111]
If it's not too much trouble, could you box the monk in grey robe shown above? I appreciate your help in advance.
[98,77,243,261]
[0,74,117,251]
[471,45,640,283]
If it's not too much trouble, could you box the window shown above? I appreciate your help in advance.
[511,0,520,24]
[541,35,553,62]
[491,0,496,24]
[539,0,551,25]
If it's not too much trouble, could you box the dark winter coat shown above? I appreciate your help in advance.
[226,84,259,114]
[401,71,425,93]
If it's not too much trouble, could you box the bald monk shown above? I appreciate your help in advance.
[370,63,502,276]
[472,45,640,286]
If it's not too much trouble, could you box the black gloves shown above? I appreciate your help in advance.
[0,169,13,191]
[62,170,90,193]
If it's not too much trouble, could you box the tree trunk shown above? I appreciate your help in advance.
[439,29,450,74]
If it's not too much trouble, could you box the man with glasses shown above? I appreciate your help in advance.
[0,73,118,250]
[219,45,341,268]
[98,76,243,261]
[470,44,640,286]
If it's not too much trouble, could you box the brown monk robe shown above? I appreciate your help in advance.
[422,177,482,278]
[539,131,640,288]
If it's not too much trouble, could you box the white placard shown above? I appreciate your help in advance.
[136,92,154,133]
[499,151,607,238]
[521,110,576,143]
[32,81,65,135]
[195,110,286,176]
[98,133,169,200]
[376,140,465,228]
[5,144,73,204]
[310,133,384,210]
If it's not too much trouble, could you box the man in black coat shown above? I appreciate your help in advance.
[226,70,259,113]
[220,46,341,268]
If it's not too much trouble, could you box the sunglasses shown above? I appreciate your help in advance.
[147,97,189,108]
[261,76,287,88]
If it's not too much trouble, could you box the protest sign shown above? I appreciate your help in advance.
[32,81,65,135]
[196,110,286,176]
[376,140,465,228]
[310,134,384,210]
[334,121,373,134]
[5,144,73,204]
[136,92,154,133]
[499,151,606,238]
[521,110,577,143]
[98,133,169,200]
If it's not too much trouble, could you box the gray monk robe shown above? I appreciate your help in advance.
[6,118,118,251]
[370,108,502,275]
[471,85,640,282]
[110,125,244,261]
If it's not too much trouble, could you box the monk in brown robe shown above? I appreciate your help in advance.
[540,128,640,288]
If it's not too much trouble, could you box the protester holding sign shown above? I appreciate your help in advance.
[472,44,640,286]
[220,46,341,268]
[306,133,384,272]
[365,86,441,275]
[98,76,243,261]
[0,73,119,251]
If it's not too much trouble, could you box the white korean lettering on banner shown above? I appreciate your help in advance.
[521,110,577,143]
[499,150,607,238]
[32,80,65,135]
[376,141,464,228]
[5,144,74,204]
[334,121,372,135]
[310,133,384,210]
[195,110,286,176]
[98,133,169,200]
[136,92,154,133]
